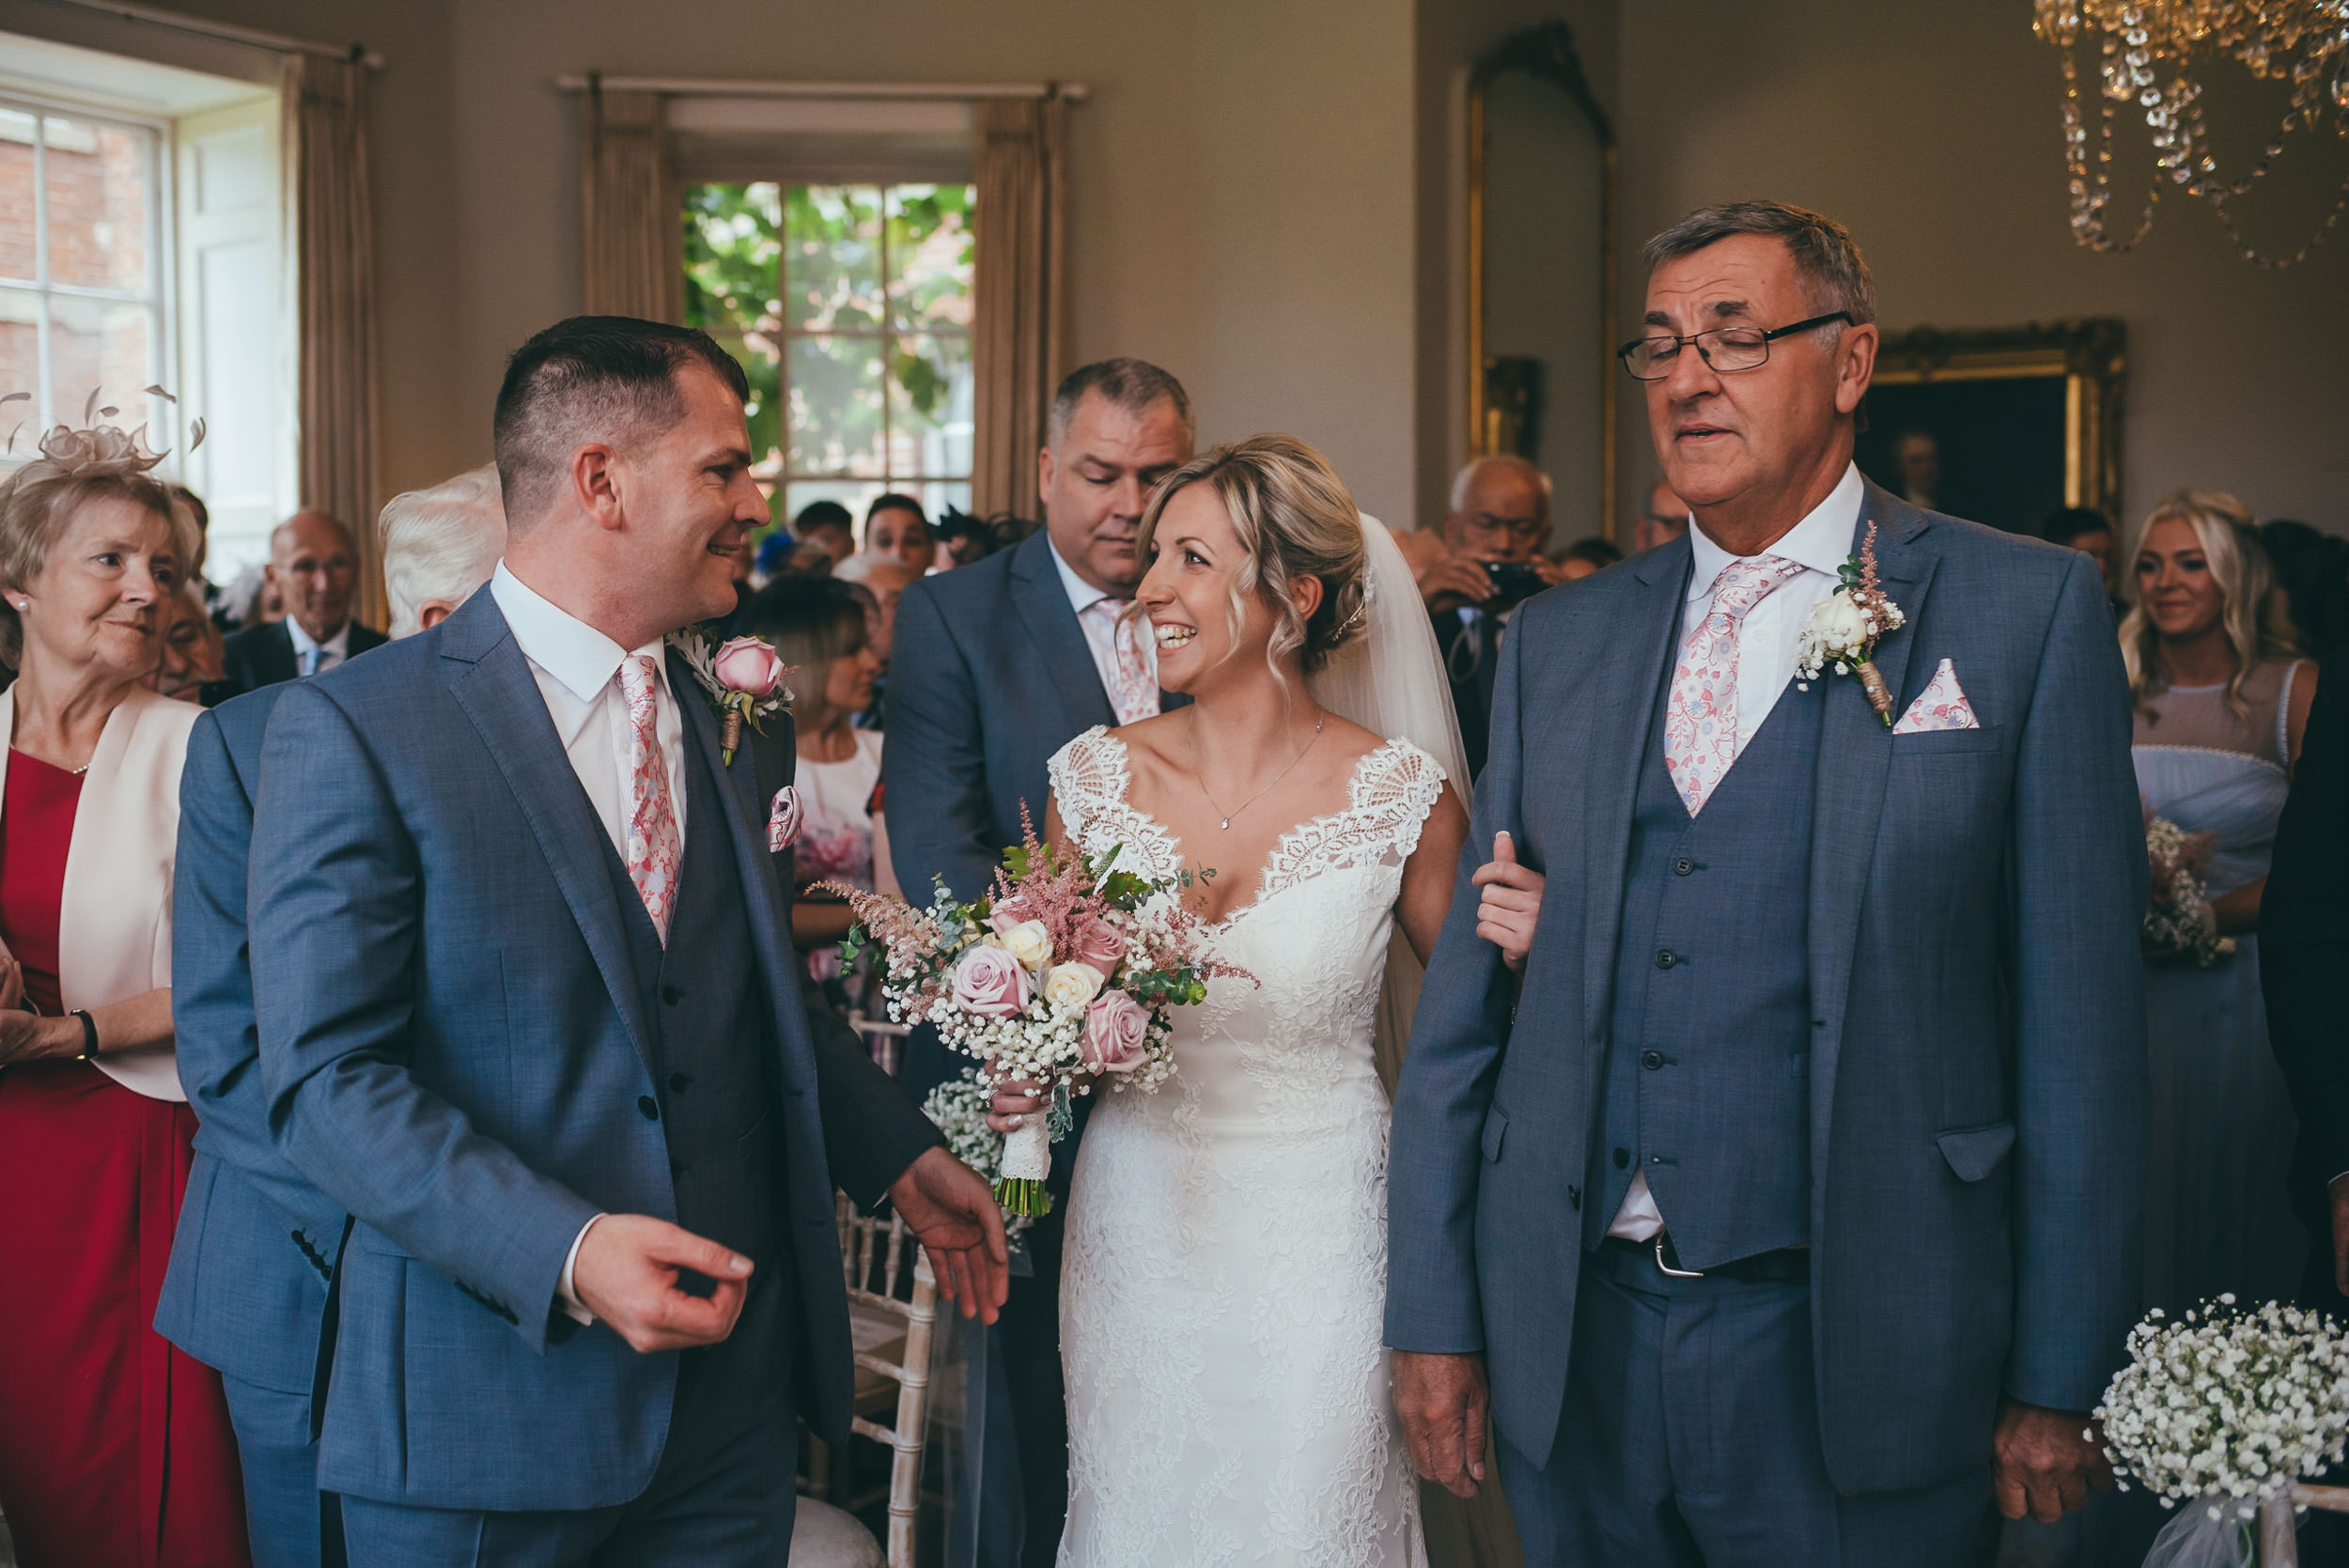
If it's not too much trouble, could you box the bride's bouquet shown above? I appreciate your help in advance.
[827,814,1245,1216]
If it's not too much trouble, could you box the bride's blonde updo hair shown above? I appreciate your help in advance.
[1134,434,1368,678]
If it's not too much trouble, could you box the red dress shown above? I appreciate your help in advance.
[0,751,250,1567]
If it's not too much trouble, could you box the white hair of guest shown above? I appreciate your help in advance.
[378,464,507,640]
[1448,454,1553,520]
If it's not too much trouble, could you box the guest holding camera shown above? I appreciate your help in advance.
[2128,489,2315,1314]
[1416,455,1566,781]
[0,424,248,1566]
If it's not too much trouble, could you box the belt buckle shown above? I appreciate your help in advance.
[1654,1234,1704,1279]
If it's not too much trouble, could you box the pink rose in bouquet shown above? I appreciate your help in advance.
[713,635,786,695]
[1070,913,1125,972]
[952,943,1033,1018]
[1081,989,1150,1074]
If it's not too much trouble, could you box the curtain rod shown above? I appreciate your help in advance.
[41,0,381,68]
[554,74,1088,103]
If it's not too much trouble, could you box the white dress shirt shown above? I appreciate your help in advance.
[1048,537,1158,706]
[286,615,353,677]
[489,562,692,1321]
[1607,462,1865,1244]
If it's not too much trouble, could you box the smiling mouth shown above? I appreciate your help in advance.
[1676,426,1731,442]
[1153,623,1197,651]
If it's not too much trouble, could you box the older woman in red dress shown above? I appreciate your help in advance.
[0,422,249,1567]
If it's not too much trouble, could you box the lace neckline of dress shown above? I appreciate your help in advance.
[1079,726,1423,931]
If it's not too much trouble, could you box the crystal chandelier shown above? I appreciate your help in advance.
[2031,0,2349,267]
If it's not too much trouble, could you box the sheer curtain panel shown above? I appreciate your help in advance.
[970,96,1066,523]
[581,84,683,321]
[286,52,383,623]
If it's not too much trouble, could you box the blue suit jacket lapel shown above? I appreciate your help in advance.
[438,594,660,1079]
[1804,484,1939,1193]
[1009,533,1117,732]
[1580,539,1696,1062]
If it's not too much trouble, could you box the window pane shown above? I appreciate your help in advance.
[47,294,155,426]
[44,116,153,294]
[889,334,972,479]
[784,186,882,334]
[0,287,37,439]
[787,334,886,478]
[0,112,35,283]
[684,182,781,337]
[886,184,974,334]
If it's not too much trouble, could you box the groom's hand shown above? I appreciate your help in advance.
[1993,1399,2111,1523]
[889,1146,1011,1324]
[1472,831,1545,972]
[1393,1349,1490,1498]
[573,1214,753,1353]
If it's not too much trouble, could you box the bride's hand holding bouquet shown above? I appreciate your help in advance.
[826,811,1247,1216]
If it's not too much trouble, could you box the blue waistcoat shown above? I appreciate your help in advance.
[596,727,785,1271]
[1584,660,1826,1269]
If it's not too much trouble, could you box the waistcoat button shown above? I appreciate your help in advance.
[637,1095,659,1121]
[1641,1049,1664,1070]
[669,1072,692,1094]
[1672,856,1694,876]
[661,985,683,1006]
[1655,949,1677,970]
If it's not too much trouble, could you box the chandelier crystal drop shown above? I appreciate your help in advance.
[2031,0,2349,267]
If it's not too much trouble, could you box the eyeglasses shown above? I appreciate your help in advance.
[1616,311,1853,381]
[1461,510,1546,545]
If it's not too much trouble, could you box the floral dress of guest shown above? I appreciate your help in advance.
[794,727,883,1010]
[2134,657,2311,1314]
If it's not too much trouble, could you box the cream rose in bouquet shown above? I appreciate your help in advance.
[828,812,1246,1215]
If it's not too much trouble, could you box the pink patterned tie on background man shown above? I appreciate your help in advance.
[1662,555,1805,816]
[1091,598,1159,725]
[617,654,683,943]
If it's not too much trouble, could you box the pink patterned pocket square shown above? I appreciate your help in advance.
[767,785,804,852]
[1892,659,1980,734]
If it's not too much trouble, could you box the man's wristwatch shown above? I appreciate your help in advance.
[70,1009,98,1063]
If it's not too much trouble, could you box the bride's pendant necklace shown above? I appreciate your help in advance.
[1190,706,1324,831]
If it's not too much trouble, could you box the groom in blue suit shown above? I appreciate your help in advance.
[1387,204,2147,1564]
[248,317,1008,1564]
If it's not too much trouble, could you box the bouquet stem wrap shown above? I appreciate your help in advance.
[995,1117,1053,1217]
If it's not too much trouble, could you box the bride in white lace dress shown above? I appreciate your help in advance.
[989,437,1481,1566]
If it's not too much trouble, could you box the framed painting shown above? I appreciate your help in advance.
[1855,318,2126,537]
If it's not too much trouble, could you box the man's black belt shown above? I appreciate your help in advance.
[1599,1230,1809,1284]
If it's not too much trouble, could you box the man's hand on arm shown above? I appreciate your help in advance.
[888,1146,1010,1324]
[570,1213,754,1353]
[1392,1349,1490,1498]
[1993,1399,2112,1523]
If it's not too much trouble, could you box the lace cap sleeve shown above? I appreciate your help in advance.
[1351,738,1448,865]
[1046,725,1121,846]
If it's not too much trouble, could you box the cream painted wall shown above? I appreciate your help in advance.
[1613,0,2349,536]
[92,0,1423,525]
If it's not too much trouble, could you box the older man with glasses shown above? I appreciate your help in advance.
[1389,200,2143,1565]
[1417,454,1566,782]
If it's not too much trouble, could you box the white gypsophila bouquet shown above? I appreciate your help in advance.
[2145,815,2237,969]
[920,1072,1033,1247]
[2097,1296,2349,1563]
[826,812,1246,1215]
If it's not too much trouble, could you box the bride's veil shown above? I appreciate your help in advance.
[1308,513,1473,1094]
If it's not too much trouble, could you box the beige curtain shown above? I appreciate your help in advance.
[970,96,1066,522]
[580,83,682,321]
[285,53,382,624]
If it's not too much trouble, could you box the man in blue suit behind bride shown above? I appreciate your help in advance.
[1387,202,2148,1565]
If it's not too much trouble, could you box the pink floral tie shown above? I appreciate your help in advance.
[1662,555,1804,816]
[1091,599,1159,724]
[617,655,682,943]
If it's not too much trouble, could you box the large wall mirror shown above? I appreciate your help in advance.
[1469,21,1618,543]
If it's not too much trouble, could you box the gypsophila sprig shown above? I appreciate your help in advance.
[2143,815,2238,969]
[2095,1296,2349,1528]
[822,808,1249,1216]
[920,1071,1033,1249]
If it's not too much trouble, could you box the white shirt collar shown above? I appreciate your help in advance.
[1685,462,1866,601]
[285,614,351,661]
[1046,536,1121,616]
[489,561,668,706]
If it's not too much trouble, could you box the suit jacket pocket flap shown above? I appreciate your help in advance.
[1936,1121,2016,1182]
[1481,1105,1508,1163]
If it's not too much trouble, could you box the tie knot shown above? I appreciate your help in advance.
[618,654,661,703]
[1705,555,1802,620]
